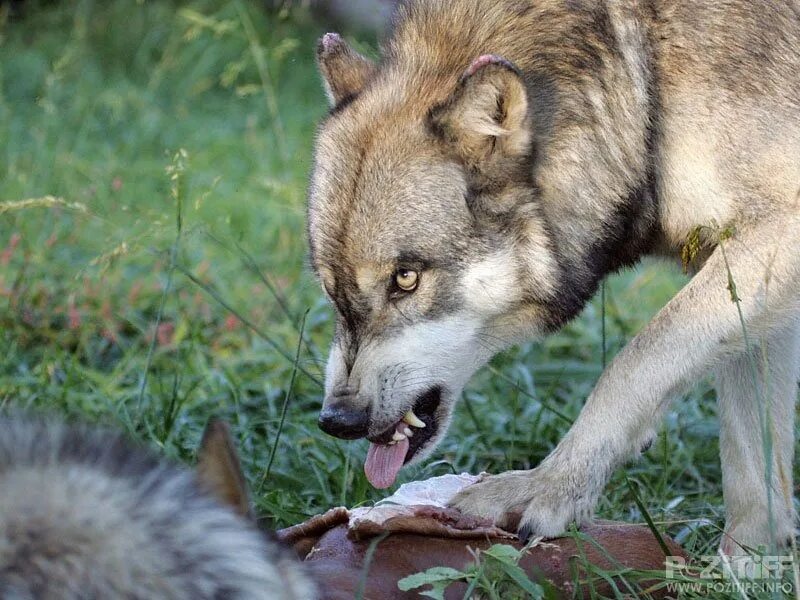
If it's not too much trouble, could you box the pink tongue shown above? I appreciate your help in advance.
[364,426,410,489]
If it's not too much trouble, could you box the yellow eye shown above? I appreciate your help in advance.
[395,269,419,292]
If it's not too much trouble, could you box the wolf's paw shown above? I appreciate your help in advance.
[720,511,797,556]
[448,465,597,542]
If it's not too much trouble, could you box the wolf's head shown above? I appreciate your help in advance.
[307,33,560,488]
[0,415,316,599]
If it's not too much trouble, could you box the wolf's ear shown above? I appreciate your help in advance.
[317,32,375,107]
[196,419,254,520]
[429,55,530,164]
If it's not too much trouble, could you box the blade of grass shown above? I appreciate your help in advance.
[259,309,308,491]
[204,230,325,373]
[487,365,573,424]
[234,0,288,161]
[718,234,776,552]
[601,280,607,369]
[0,195,87,214]
[571,529,651,598]
[355,532,390,600]
[568,524,600,600]
[461,558,488,599]
[173,262,322,387]
[136,149,186,416]
[625,475,672,557]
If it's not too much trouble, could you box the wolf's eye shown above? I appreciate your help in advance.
[394,269,419,292]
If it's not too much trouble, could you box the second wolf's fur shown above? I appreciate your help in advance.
[0,415,315,599]
[308,0,800,553]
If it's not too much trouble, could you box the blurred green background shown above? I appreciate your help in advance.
[0,0,753,571]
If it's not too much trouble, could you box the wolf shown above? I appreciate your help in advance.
[0,414,316,599]
[307,0,800,554]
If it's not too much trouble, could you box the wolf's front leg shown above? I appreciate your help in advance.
[715,323,800,555]
[452,216,800,539]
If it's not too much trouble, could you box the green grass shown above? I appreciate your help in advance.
[1,1,796,597]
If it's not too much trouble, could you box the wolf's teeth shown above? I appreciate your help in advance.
[402,426,413,437]
[403,410,426,428]
[388,440,397,446]
[392,431,407,442]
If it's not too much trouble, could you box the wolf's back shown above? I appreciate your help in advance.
[0,416,315,599]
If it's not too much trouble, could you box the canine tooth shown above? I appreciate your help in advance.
[402,426,413,437]
[388,440,397,446]
[403,410,426,428]
[392,431,407,442]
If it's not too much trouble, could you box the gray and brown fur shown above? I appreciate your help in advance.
[308,0,800,553]
[0,415,316,599]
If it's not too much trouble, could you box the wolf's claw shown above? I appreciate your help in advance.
[517,524,534,545]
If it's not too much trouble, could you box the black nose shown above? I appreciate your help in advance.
[318,403,370,439]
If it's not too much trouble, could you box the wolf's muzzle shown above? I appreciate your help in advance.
[318,402,369,439]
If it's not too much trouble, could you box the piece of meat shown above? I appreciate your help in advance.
[300,521,684,599]
[276,475,686,599]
